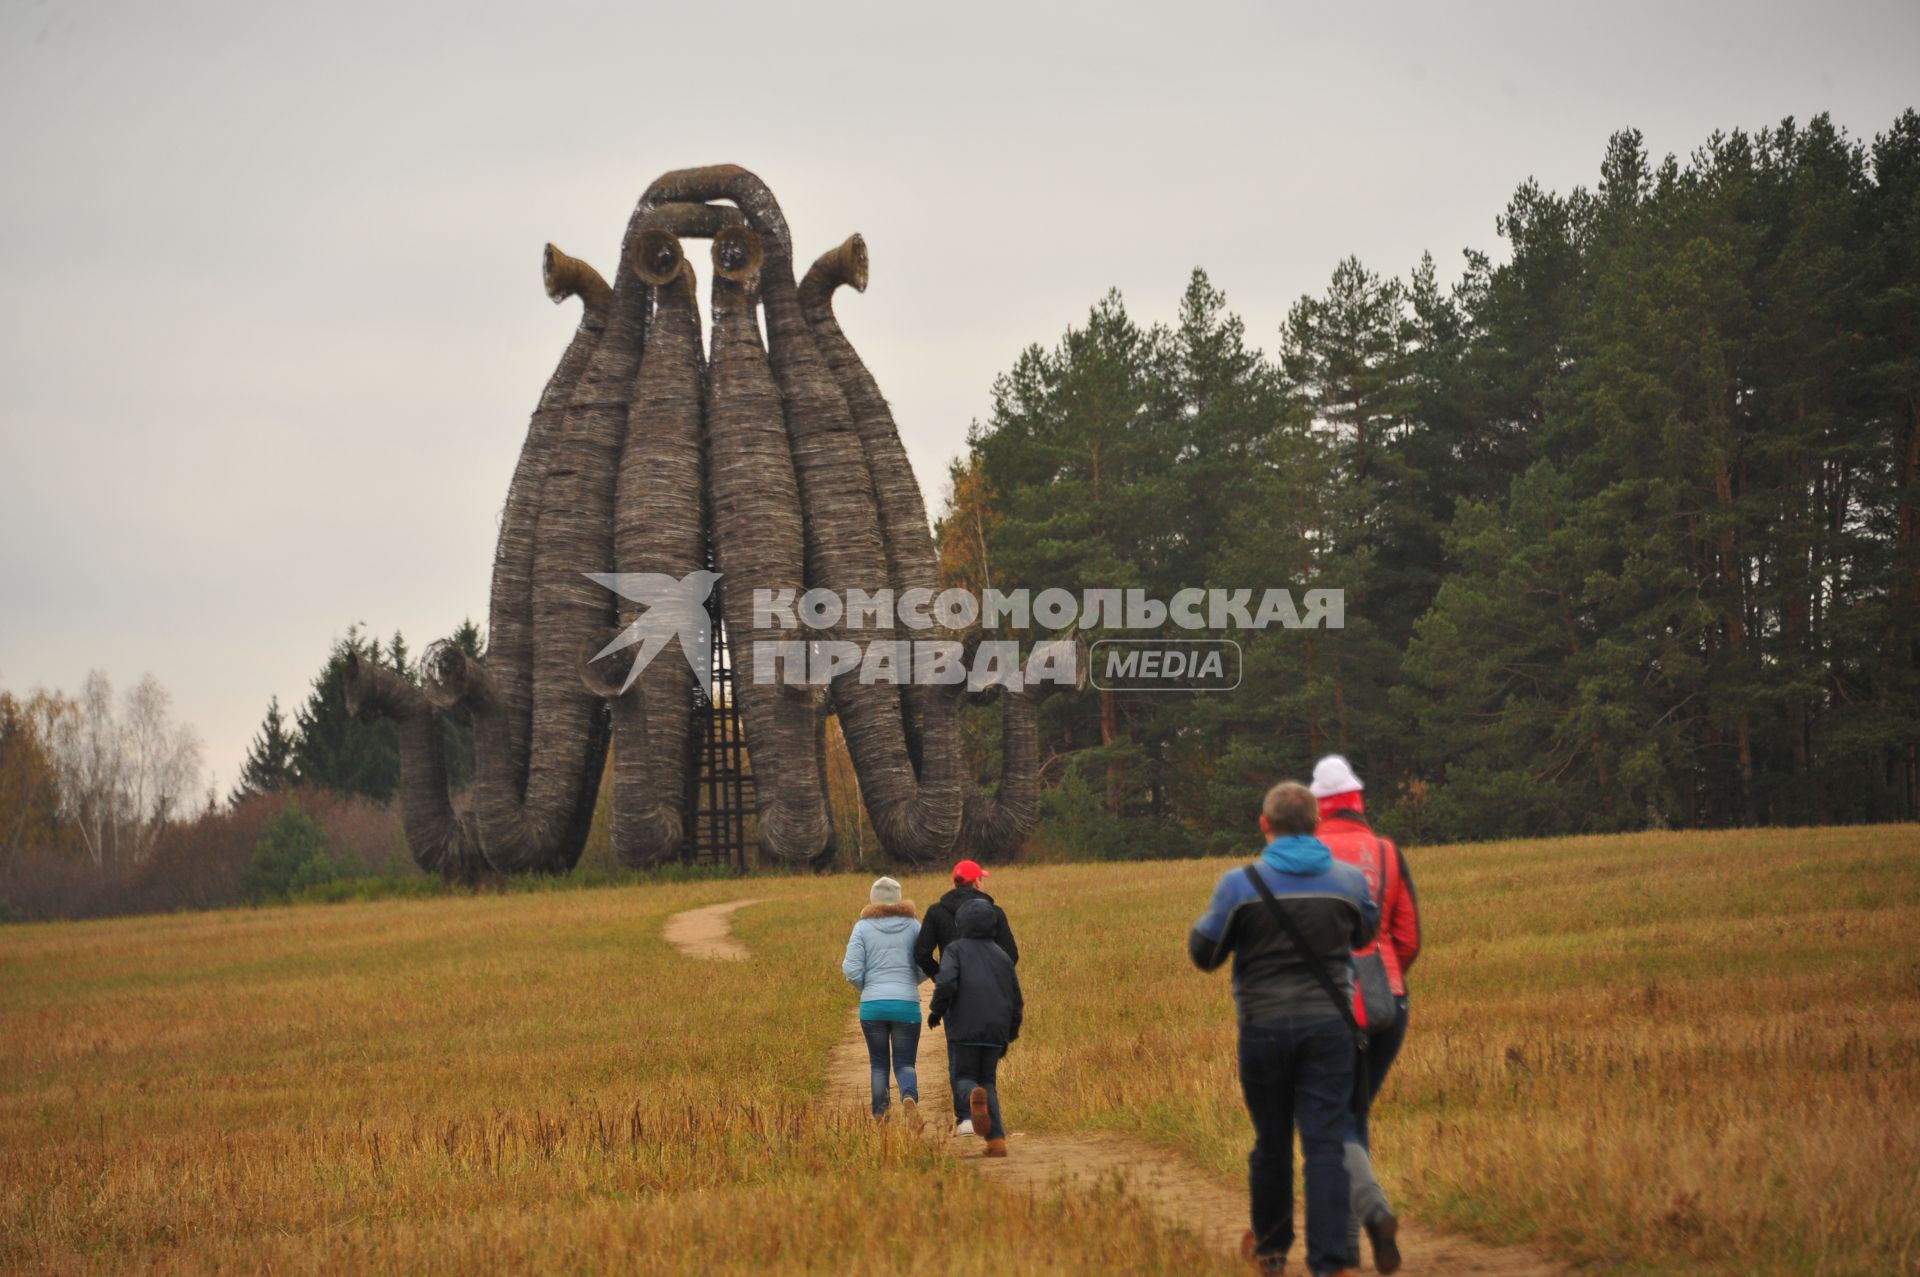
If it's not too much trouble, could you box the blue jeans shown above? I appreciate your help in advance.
[1355,996,1409,1148]
[1239,1015,1356,1277]
[950,1043,1005,1139]
[861,1019,920,1117]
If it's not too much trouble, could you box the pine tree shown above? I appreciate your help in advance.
[1863,110,1920,817]
[965,290,1186,830]
[1277,256,1416,780]
[290,627,404,803]
[230,696,296,803]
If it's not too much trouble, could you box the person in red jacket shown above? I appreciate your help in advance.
[1309,754,1421,1143]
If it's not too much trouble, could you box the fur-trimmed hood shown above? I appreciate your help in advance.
[860,901,918,920]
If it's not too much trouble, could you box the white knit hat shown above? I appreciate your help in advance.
[1309,754,1364,798]
[869,876,903,905]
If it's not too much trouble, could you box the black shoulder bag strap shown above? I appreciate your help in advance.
[1242,864,1370,1116]
[1241,864,1366,1047]
[1373,836,1388,902]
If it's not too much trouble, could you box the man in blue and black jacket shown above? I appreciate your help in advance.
[1189,781,1379,1277]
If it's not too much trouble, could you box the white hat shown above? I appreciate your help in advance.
[869,876,903,904]
[1309,755,1364,798]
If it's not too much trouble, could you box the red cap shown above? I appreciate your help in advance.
[952,859,989,883]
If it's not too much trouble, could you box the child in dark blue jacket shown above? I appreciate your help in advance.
[927,898,1023,1157]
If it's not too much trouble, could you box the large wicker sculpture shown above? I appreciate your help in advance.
[346,167,1039,876]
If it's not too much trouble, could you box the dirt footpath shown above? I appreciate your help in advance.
[671,900,1567,1275]
[661,898,763,961]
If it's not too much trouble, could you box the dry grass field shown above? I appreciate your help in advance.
[2,825,1916,1274]
[990,826,1920,1276]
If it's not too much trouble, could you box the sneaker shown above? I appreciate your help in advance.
[953,1118,974,1137]
[968,1086,991,1136]
[984,1137,1008,1157]
[1364,1207,1401,1275]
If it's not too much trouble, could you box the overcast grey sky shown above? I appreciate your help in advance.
[2,0,1915,795]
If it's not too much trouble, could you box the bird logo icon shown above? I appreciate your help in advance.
[584,570,722,695]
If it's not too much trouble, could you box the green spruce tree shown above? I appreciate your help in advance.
[230,696,297,803]
[290,626,405,803]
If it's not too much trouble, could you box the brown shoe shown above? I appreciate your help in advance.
[968,1086,991,1136]
[984,1137,1008,1157]
[1240,1230,1285,1274]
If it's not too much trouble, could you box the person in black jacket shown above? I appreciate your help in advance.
[927,897,1022,1157]
[914,859,1019,977]
[914,858,1020,1135]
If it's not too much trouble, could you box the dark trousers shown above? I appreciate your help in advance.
[950,1043,1006,1139]
[860,1019,920,1117]
[1354,996,1409,1148]
[947,1040,967,1121]
[1239,1015,1355,1277]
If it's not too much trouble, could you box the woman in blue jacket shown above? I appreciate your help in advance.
[842,876,925,1118]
